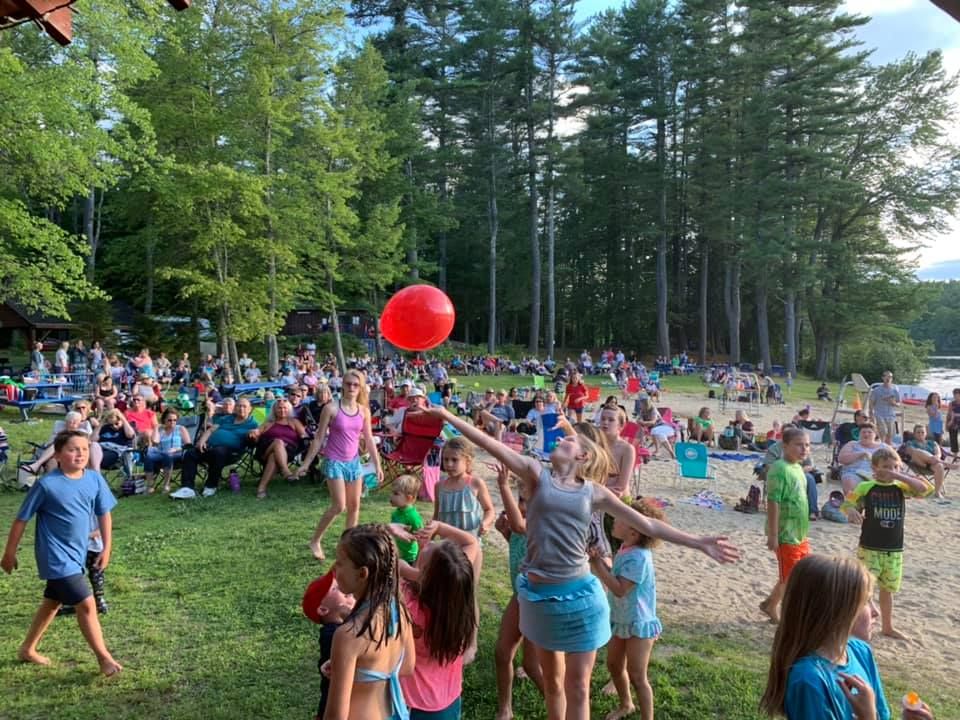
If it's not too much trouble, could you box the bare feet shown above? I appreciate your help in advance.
[18,647,52,666]
[99,657,123,676]
[515,666,528,681]
[759,599,780,624]
[605,704,636,720]
[494,710,514,720]
[882,627,908,641]
[309,540,325,561]
[602,679,618,696]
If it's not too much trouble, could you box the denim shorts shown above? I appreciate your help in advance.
[322,456,363,483]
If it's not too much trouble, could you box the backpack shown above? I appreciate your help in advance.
[718,427,740,451]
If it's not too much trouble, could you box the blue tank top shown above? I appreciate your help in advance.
[522,468,594,580]
[157,427,184,453]
[436,479,483,535]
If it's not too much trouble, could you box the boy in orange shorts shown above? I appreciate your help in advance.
[760,426,811,623]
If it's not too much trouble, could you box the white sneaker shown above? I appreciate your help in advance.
[169,487,197,500]
[201,487,217,498]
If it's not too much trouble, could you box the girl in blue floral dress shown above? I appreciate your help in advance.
[589,498,665,720]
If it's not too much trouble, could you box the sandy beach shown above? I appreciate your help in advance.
[476,386,959,687]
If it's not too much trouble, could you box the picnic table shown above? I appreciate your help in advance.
[222,381,286,397]
[22,381,70,398]
[0,392,83,421]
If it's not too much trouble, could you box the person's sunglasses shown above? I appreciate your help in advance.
[344,381,360,388]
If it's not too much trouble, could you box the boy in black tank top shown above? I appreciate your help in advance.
[841,447,930,640]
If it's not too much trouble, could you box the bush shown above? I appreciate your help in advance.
[839,326,931,385]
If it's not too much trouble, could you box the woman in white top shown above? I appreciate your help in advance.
[837,422,887,493]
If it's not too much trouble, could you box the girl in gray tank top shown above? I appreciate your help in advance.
[421,406,740,720]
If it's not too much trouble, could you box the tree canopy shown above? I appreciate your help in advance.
[1,0,957,379]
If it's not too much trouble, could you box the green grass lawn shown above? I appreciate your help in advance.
[1,376,954,720]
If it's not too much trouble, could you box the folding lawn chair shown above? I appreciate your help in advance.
[620,421,650,497]
[533,375,545,390]
[798,420,832,463]
[674,441,717,492]
[380,411,445,485]
[533,412,565,460]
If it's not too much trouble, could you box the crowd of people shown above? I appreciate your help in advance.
[0,340,947,720]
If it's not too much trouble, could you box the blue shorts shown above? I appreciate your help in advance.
[410,697,461,720]
[517,573,611,653]
[322,456,363,483]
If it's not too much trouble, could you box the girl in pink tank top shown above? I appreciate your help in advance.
[299,369,383,561]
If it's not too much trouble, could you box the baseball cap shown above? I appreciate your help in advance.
[408,388,425,398]
[302,568,336,625]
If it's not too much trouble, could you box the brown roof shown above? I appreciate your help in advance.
[1,301,72,330]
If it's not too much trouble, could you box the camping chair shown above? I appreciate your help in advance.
[586,386,602,408]
[625,378,641,398]
[533,412,565,461]
[428,391,443,406]
[380,411,444,485]
[532,375,545,390]
[829,422,860,482]
[798,420,832,463]
[674,441,718,492]
[620,421,650,497]
[658,407,685,443]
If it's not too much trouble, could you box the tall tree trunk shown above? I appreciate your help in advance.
[405,159,419,281]
[655,110,670,358]
[699,240,709,366]
[524,11,540,355]
[784,288,798,376]
[546,183,556,360]
[487,91,499,355]
[724,258,741,364]
[264,114,280,377]
[328,272,346,373]
[143,236,155,315]
[372,289,384,362]
[228,338,240,379]
[814,334,828,380]
[831,340,841,378]
[756,282,772,371]
[83,186,99,279]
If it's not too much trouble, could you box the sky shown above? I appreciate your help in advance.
[576,0,960,279]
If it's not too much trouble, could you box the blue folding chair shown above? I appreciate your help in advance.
[674,442,717,491]
[428,391,443,406]
[534,413,565,460]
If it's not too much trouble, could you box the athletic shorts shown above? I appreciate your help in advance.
[776,540,811,583]
[44,573,91,606]
[322,456,363,483]
[858,547,903,593]
[874,417,896,439]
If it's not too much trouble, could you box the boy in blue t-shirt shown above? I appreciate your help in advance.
[1,430,122,675]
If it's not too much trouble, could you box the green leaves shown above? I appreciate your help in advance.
[0,199,104,317]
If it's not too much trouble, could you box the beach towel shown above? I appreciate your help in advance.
[708,452,763,462]
[679,489,725,510]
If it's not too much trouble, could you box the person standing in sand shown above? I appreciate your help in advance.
[760,427,811,624]
[841,447,931,641]
[868,371,901,445]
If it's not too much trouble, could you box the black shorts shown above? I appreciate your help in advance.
[44,573,91,606]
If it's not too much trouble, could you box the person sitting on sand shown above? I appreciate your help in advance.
[689,406,715,445]
[816,383,832,402]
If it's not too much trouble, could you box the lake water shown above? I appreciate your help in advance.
[918,357,960,397]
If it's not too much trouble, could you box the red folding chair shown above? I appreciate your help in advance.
[626,378,641,397]
[621,421,650,497]
[380,411,445,486]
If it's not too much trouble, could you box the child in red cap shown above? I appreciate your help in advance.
[302,568,355,719]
